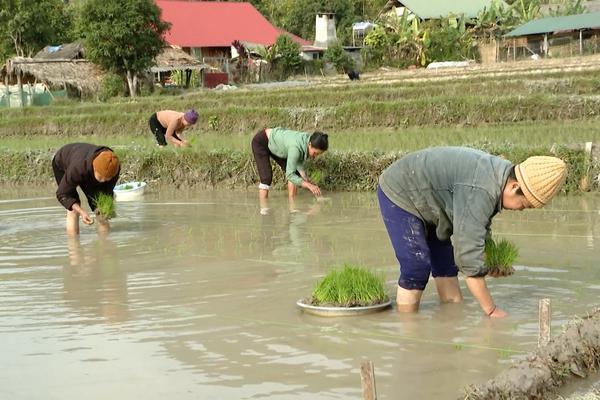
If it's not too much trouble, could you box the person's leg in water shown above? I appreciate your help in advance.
[66,209,80,235]
[53,157,80,235]
[271,155,301,212]
[378,186,433,312]
[251,129,273,214]
[428,232,462,304]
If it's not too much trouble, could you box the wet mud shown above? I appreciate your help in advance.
[465,309,600,400]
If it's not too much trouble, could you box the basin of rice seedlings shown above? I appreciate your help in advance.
[485,238,519,277]
[308,265,389,307]
[93,192,116,222]
[297,264,391,316]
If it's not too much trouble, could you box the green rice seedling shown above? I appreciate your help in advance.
[310,169,323,185]
[485,238,519,277]
[309,264,388,307]
[93,192,116,221]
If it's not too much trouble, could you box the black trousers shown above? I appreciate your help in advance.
[251,129,291,187]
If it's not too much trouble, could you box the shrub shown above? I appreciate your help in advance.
[324,41,355,73]
[98,72,126,102]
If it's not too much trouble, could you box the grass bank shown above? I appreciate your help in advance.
[2,120,598,153]
[1,144,595,194]
[2,94,600,136]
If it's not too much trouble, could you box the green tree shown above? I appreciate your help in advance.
[279,0,359,43]
[512,0,542,22]
[272,34,303,80]
[78,0,170,97]
[473,0,519,40]
[423,16,477,63]
[324,41,354,72]
[547,0,587,16]
[0,0,74,59]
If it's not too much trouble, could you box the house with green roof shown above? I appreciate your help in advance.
[382,0,507,20]
[505,11,600,58]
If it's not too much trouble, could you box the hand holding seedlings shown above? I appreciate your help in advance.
[80,210,94,225]
[93,192,116,222]
[485,238,519,277]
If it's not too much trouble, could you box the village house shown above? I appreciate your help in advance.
[156,0,309,62]
[382,0,508,20]
[505,11,600,60]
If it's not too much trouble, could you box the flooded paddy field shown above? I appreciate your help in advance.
[1,187,599,400]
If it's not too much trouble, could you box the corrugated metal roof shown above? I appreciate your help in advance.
[505,11,600,37]
[396,0,504,19]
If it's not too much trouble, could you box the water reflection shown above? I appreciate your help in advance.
[64,236,129,323]
[271,203,321,260]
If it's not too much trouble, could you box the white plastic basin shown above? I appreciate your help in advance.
[114,181,146,202]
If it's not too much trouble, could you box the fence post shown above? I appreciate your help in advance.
[538,298,551,347]
[360,360,377,400]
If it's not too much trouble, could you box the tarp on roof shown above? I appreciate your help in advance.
[505,11,600,37]
[384,0,505,19]
[34,41,85,60]
[156,0,308,47]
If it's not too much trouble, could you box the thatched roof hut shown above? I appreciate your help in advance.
[151,45,208,73]
[2,57,104,96]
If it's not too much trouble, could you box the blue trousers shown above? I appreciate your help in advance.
[377,186,458,290]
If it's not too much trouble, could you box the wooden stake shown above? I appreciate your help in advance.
[538,298,551,347]
[360,360,377,400]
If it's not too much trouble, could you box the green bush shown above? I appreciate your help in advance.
[98,72,126,102]
[324,41,355,73]
[272,34,303,80]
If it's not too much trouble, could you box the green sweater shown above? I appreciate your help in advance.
[268,127,310,186]
[379,147,512,277]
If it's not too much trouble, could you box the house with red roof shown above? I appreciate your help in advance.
[156,0,310,60]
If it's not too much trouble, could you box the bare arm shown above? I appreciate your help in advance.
[299,170,309,182]
[165,119,185,146]
[465,276,507,318]
[71,203,94,225]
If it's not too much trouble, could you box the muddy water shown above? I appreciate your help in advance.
[1,187,599,400]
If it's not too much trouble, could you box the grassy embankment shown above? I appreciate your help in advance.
[1,63,599,192]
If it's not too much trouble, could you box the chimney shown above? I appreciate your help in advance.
[314,12,337,48]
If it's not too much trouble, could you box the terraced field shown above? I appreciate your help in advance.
[1,55,599,191]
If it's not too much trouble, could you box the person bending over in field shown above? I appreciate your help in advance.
[53,143,120,235]
[149,109,198,147]
[251,127,328,214]
[378,146,566,318]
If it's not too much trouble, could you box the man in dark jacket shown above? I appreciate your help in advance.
[378,147,566,318]
[52,143,120,235]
